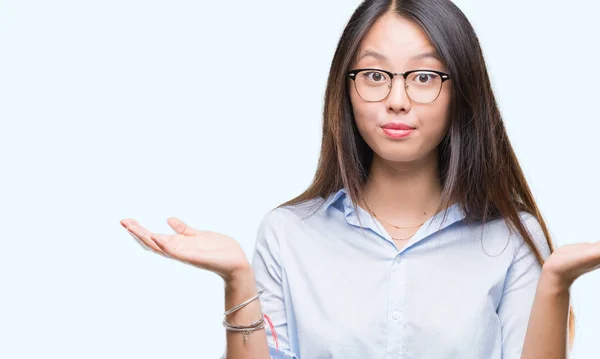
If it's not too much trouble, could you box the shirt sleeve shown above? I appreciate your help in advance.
[497,212,552,359]
[221,209,299,359]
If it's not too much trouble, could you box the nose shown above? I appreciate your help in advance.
[385,76,411,113]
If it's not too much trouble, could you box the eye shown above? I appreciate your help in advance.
[409,71,439,85]
[361,71,388,83]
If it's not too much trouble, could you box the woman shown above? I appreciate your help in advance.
[121,1,598,358]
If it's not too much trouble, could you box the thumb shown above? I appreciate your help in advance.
[167,217,199,236]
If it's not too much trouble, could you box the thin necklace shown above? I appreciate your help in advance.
[361,195,428,229]
[361,195,427,241]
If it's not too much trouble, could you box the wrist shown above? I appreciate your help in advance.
[540,267,572,296]
[224,265,255,288]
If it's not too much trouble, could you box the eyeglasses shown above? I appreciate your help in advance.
[346,68,451,104]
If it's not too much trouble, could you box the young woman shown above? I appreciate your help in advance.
[121,1,598,358]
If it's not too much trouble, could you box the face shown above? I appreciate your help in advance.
[348,12,452,164]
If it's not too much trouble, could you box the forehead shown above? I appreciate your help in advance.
[355,13,440,66]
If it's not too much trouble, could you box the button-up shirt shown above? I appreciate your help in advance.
[221,187,550,359]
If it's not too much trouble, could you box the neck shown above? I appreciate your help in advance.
[359,150,444,226]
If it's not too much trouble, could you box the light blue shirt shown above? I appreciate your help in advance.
[222,187,550,359]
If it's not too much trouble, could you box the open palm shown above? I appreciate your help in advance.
[543,241,600,288]
[120,217,251,282]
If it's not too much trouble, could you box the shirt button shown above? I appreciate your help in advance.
[396,256,402,263]
[392,310,400,320]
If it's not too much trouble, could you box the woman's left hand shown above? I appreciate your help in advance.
[542,241,600,290]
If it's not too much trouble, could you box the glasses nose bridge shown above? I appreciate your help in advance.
[388,71,408,88]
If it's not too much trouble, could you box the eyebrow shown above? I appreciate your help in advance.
[356,49,442,63]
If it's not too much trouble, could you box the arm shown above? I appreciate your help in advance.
[222,210,299,359]
[120,204,298,358]
[519,227,600,358]
[520,269,570,359]
[497,213,552,359]
[223,267,272,359]
[119,217,274,359]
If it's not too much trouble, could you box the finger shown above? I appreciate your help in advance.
[150,233,207,265]
[126,229,153,252]
[167,217,200,236]
[128,227,166,255]
[121,218,143,229]
[121,219,167,256]
[149,233,177,257]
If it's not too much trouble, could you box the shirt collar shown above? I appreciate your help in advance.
[321,187,348,211]
[321,187,467,250]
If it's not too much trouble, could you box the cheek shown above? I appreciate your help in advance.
[419,91,452,139]
[348,85,378,130]
[350,98,379,142]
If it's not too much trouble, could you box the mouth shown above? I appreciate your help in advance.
[381,122,415,131]
[380,125,415,139]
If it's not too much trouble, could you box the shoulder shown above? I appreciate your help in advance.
[514,211,552,260]
[469,211,551,260]
[256,196,326,241]
[266,196,328,224]
[491,211,552,261]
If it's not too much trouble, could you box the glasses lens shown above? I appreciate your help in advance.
[354,70,391,102]
[405,71,443,103]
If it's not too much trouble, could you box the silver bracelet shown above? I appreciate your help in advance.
[223,322,266,332]
[223,288,266,316]
[222,317,266,343]
[223,316,264,330]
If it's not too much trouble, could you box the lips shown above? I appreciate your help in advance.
[381,123,415,130]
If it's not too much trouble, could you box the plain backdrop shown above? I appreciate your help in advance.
[1,0,598,358]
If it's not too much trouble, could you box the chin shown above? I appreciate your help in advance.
[379,153,421,163]
[373,140,435,164]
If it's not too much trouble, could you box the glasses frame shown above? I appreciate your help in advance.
[346,68,451,104]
